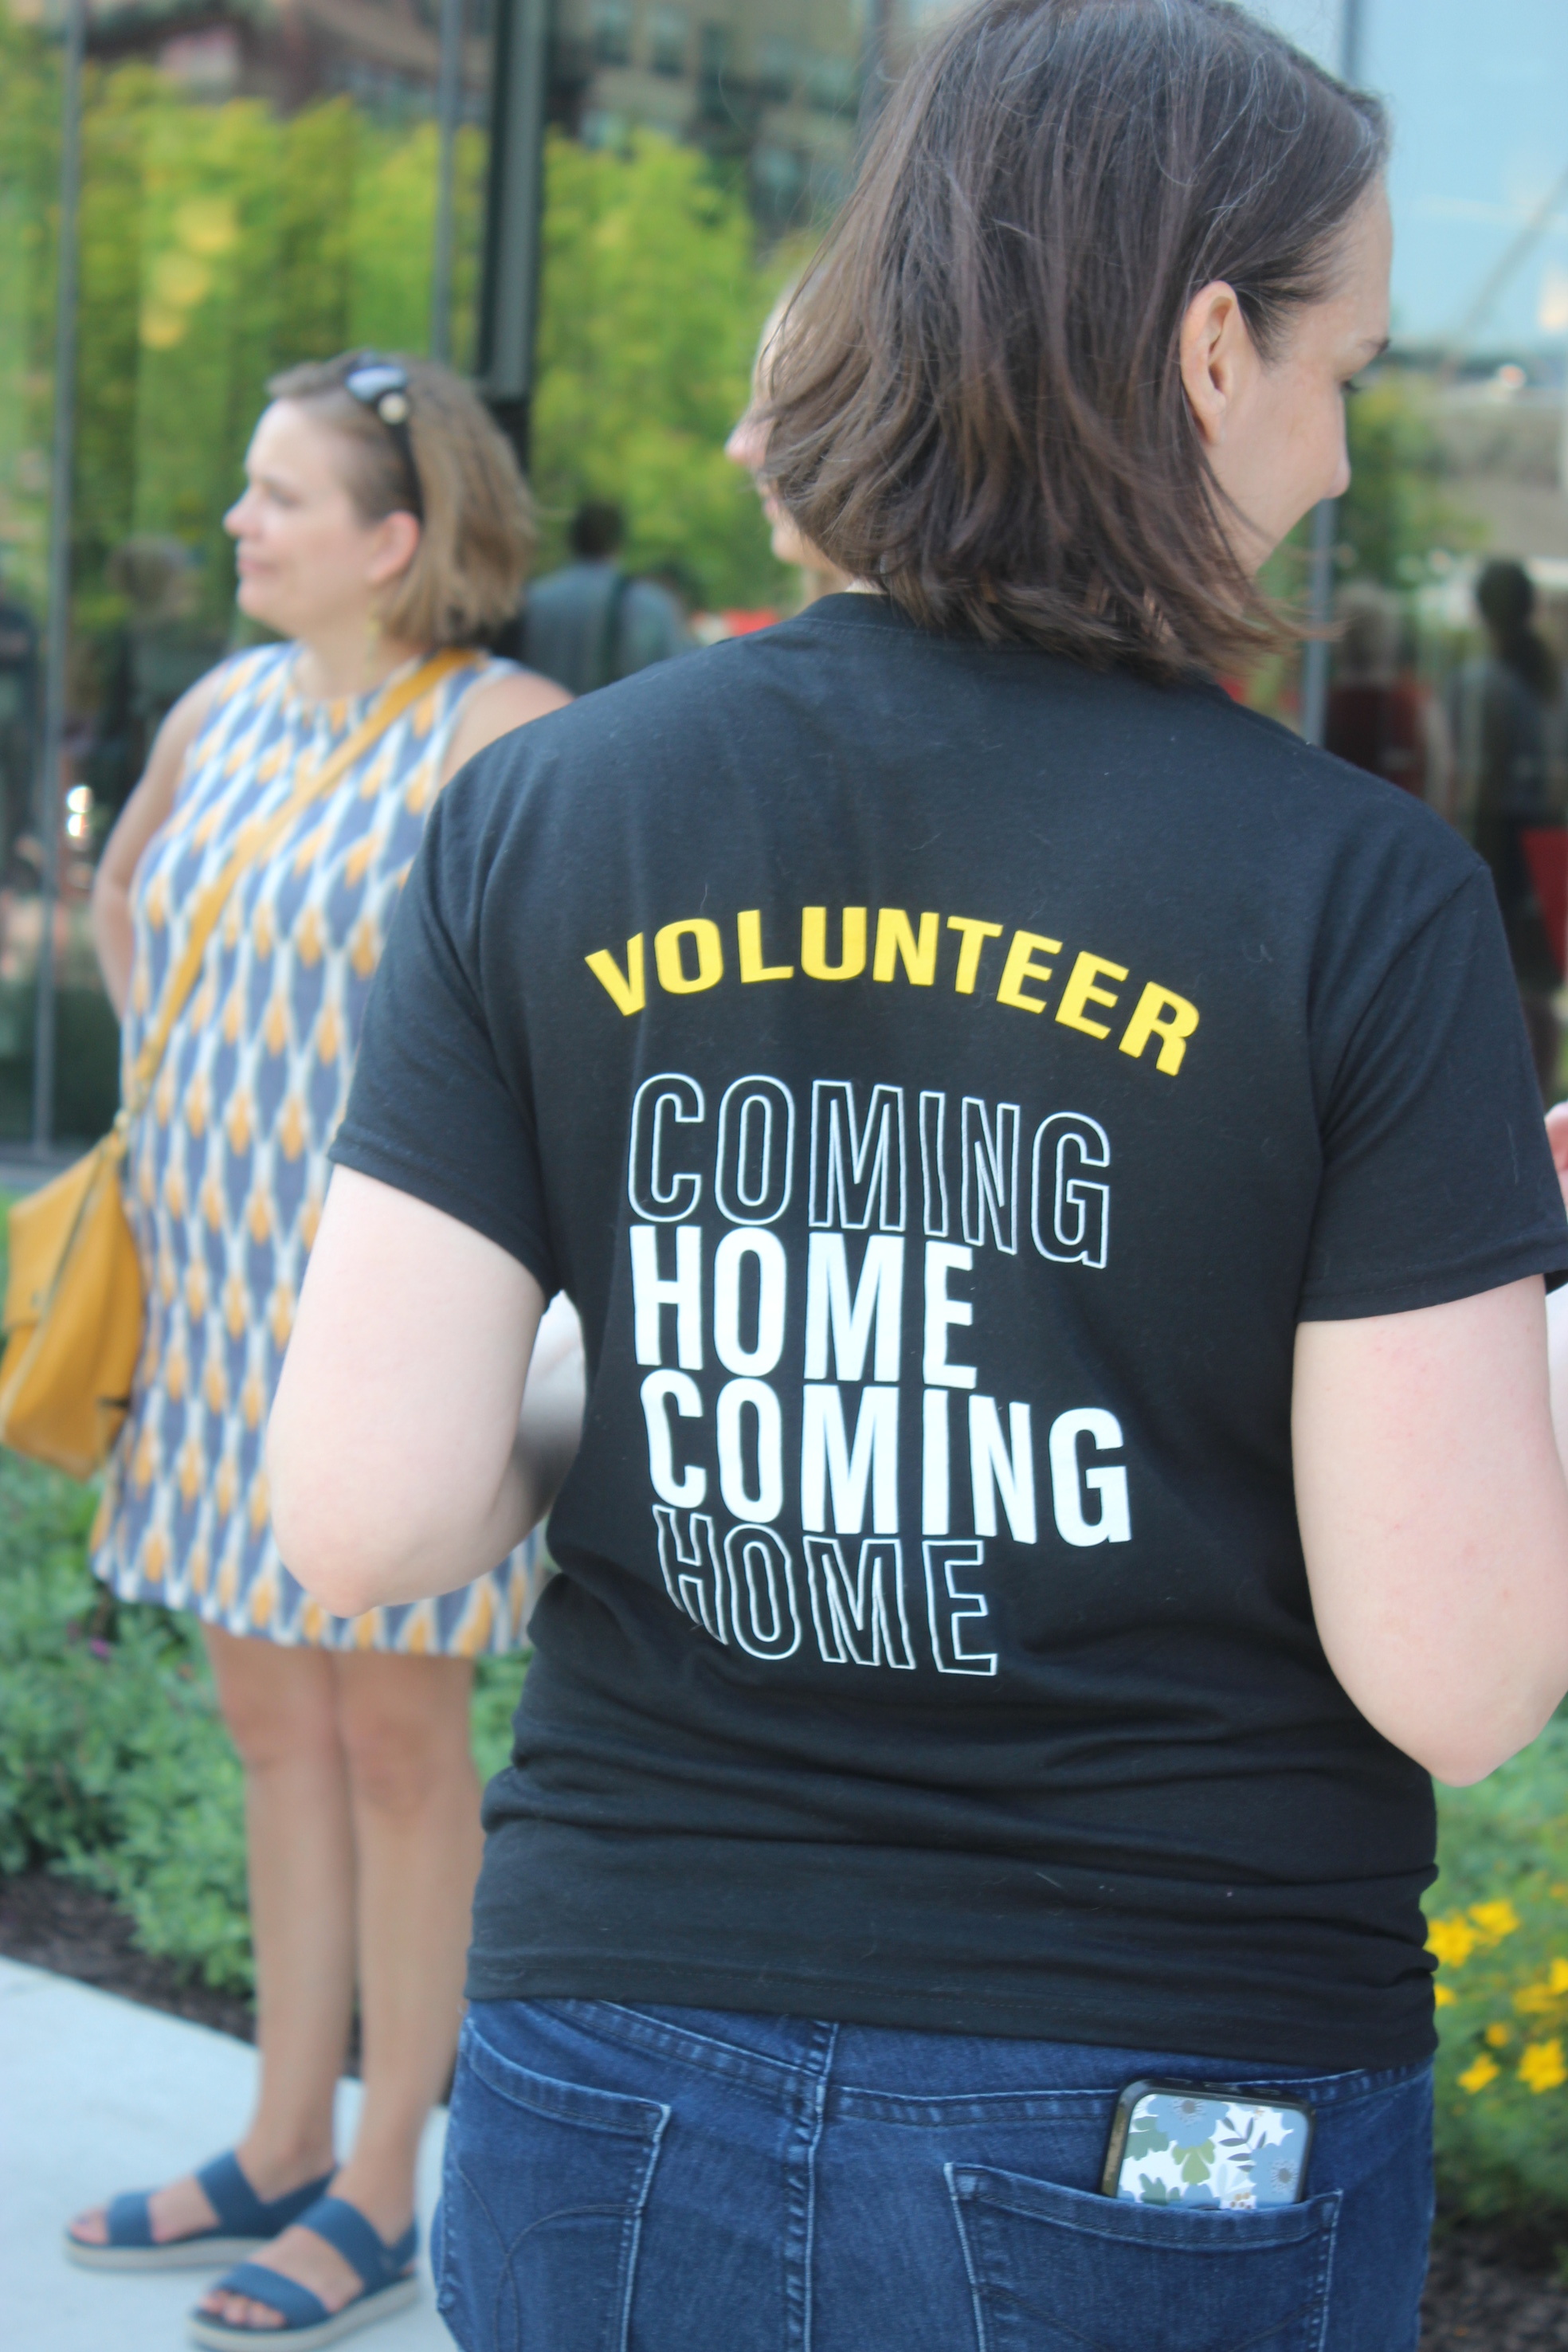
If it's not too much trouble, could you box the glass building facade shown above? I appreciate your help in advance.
[0,0,888,1142]
[2,0,1566,1141]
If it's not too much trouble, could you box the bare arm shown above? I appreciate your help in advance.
[437,664,570,788]
[269,1167,548,1615]
[91,669,224,1017]
[1293,1276,1568,1786]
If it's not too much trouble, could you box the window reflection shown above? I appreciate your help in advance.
[0,0,489,1136]
[14,0,1562,1133]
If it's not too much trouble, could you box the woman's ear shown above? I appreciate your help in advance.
[366,509,421,589]
[1180,280,1253,449]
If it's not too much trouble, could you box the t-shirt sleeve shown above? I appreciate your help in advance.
[330,782,559,1294]
[1299,867,1568,1319]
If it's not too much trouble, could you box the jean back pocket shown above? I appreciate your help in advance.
[947,2162,1341,2352]
[437,2015,670,2352]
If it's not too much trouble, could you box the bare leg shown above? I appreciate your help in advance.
[199,1652,482,2327]
[70,1628,355,2248]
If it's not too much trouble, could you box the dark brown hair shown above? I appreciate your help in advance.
[266,353,535,647]
[764,0,1388,680]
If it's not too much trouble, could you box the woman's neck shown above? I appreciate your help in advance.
[292,622,427,706]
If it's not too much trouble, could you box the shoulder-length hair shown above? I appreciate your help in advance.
[266,353,535,648]
[763,0,1389,681]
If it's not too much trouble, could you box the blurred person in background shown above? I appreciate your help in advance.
[1325,579,1448,805]
[522,500,690,695]
[0,561,37,881]
[727,294,854,609]
[1450,559,1568,1098]
[65,351,572,2350]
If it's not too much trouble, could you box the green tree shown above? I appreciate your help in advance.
[0,3,61,611]
[1339,374,1482,587]
[531,129,788,610]
[5,33,796,659]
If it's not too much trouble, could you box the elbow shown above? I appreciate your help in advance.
[267,1433,396,1620]
[270,1499,386,1622]
[1391,1694,1566,1789]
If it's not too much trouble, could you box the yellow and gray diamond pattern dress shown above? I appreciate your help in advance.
[92,643,538,1654]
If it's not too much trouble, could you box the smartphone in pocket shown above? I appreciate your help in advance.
[1100,2080,1314,2210]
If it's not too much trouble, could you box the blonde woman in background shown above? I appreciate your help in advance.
[65,353,570,2350]
[726,294,853,608]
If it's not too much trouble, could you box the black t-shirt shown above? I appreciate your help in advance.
[333,594,1568,2068]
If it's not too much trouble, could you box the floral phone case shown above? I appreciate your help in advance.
[1100,2080,1315,2210]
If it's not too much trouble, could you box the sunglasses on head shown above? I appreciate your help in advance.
[343,355,424,522]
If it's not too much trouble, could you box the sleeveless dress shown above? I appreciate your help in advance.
[91,643,539,1654]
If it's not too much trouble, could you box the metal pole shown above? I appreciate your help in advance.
[1299,0,1366,745]
[476,0,550,468]
[429,0,465,363]
[859,0,896,135]
[33,0,87,1153]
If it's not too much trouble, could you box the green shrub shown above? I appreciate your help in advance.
[0,1445,527,1993]
[0,1452,252,1985]
[1427,1722,1568,2233]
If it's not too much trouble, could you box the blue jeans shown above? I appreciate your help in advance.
[433,1997,1433,2352]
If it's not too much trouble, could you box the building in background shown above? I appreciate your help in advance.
[5,0,1567,1138]
[0,0,897,1140]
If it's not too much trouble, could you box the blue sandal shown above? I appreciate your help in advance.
[65,2151,335,2272]
[186,2194,418,2349]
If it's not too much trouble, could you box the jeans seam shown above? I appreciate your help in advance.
[614,2103,670,2352]
[943,2162,988,2352]
[535,1997,806,2095]
[1307,2189,1343,2352]
[789,2019,837,2352]
[441,2028,670,2352]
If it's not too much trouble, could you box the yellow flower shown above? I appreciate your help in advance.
[1434,1985,1456,2009]
[1484,2023,1511,2048]
[1469,1900,1522,1942]
[1518,2040,1567,2095]
[1427,1916,1477,1970]
[1458,2054,1499,2095]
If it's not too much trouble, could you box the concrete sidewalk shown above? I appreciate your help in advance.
[0,1958,453,2350]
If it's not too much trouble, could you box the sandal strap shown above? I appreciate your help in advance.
[196,2151,337,2239]
[103,2190,155,2248]
[207,2261,330,2330]
[296,2196,416,2295]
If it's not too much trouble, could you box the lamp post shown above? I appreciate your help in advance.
[31,0,87,1154]
[475,0,549,467]
[429,0,465,364]
[1299,0,1366,747]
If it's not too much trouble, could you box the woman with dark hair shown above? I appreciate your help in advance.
[269,7,1568,2348]
[1449,559,1568,1096]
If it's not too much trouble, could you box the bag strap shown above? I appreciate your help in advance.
[594,570,633,692]
[123,647,476,1119]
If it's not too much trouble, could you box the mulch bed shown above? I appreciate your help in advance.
[1423,2228,1568,2350]
[0,1868,255,2040]
[3,1867,1565,2340]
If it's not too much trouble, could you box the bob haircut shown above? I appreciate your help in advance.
[265,353,535,648]
[763,0,1389,681]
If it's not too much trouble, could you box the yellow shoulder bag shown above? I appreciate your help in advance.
[0,649,472,1479]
